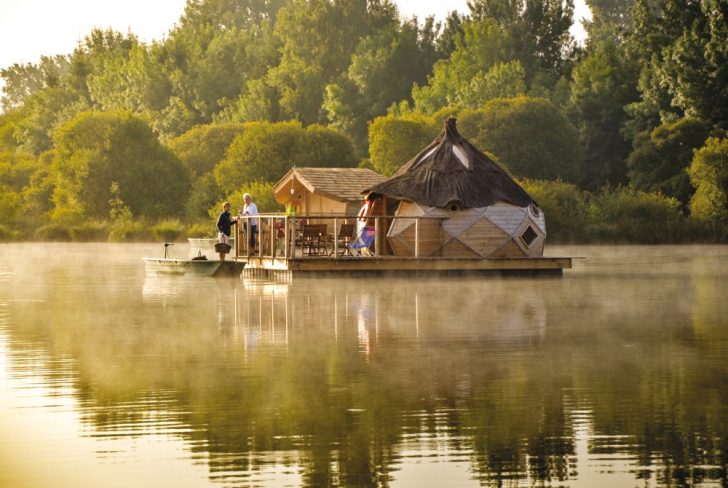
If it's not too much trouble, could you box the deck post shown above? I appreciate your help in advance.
[414,218,420,258]
[269,216,274,258]
[258,216,263,259]
[374,217,380,256]
[284,216,290,259]
[333,217,338,258]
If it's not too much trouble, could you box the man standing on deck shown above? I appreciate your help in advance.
[216,201,237,260]
[242,193,259,250]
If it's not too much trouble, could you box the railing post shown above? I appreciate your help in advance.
[269,216,274,258]
[258,216,263,259]
[374,217,380,256]
[333,216,338,258]
[284,216,290,259]
[414,217,419,258]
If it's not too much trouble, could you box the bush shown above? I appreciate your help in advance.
[519,179,589,242]
[34,223,72,241]
[186,222,215,238]
[108,219,152,242]
[585,188,685,243]
[0,224,21,241]
[151,219,186,242]
[69,221,108,241]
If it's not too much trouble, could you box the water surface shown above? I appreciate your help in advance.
[1,243,727,487]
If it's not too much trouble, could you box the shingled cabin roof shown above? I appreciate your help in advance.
[274,167,386,202]
[366,118,535,209]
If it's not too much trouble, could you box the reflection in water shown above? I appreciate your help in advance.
[0,243,727,487]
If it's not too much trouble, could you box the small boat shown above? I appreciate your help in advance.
[143,242,243,277]
[143,257,222,277]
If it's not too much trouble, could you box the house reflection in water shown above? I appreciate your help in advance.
[222,277,548,358]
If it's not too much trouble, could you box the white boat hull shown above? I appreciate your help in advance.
[143,258,222,277]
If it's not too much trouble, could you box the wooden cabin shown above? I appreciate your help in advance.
[273,167,386,216]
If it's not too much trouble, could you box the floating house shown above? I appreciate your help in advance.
[366,117,546,258]
[232,119,570,278]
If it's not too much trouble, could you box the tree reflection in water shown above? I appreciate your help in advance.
[1,243,727,487]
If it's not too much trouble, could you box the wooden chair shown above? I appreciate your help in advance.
[335,223,355,255]
[301,224,328,255]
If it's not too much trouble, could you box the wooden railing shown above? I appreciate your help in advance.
[234,213,446,260]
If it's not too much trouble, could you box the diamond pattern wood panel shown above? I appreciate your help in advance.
[458,217,510,257]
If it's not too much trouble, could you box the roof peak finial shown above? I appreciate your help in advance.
[444,116,460,140]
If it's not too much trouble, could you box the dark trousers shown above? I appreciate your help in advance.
[245,224,257,248]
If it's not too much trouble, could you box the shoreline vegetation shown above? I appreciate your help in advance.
[2,1,727,244]
[2,180,725,244]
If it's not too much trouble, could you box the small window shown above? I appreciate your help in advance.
[519,225,539,247]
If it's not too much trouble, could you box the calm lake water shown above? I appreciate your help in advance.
[1,243,727,487]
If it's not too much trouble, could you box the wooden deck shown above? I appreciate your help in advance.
[232,213,572,278]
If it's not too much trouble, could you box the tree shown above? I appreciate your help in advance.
[1,55,70,112]
[167,123,247,178]
[0,151,42,227]
[411,19,514,113]
[458,96,583,182]
[569,38,639,190]
[368,114,439,176]
[627,117,714,206]
[323,19,437,153]
[214,120,357,193]
[51,111,190,222]
[625,0,728,139]
[267,0,398,124]
[468,0,577,84]
[688,136,728,223]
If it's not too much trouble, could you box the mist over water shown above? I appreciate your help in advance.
[1,243,727,487]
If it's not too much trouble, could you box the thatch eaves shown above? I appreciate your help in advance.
[367,118,534,209]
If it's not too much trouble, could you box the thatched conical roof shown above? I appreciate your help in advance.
[367,117,534,209]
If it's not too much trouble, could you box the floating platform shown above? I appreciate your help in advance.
[236,255,571,279]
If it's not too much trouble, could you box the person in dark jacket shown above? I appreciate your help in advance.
[216,201,237,260]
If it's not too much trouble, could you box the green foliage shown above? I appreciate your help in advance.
[214,121,356,193]
[107,218,152,242]
[627,0,728,128]
[458,96,583,182]
[569,37,639,190]
[0,55,70,112]
[267,0,399,124]
[586,187,685,243]
[411,19,514,113]
[469,0,577,82]
[69,221,109,242]
[688,137,728,224]
[33,223,72,241]
[213,181,284,219]
[186,173,224,222]
[51,111,191,221]
[186,222,216,239]
[368,114,439,176]
[0,224,21,241]
[519,179,590,242]
[167,122,246,178]
[0,190,22,228]
[323,20,438,152]
[627,117,714,206]
[151,219,186,242]
[0,151,42,228]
